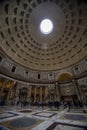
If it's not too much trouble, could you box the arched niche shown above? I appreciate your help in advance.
[56,72,72,83]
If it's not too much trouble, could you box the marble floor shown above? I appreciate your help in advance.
[0,106,87,130]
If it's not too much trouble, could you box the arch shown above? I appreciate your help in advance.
[56,72,72,83]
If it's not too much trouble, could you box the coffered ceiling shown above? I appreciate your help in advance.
[0,0,87,71]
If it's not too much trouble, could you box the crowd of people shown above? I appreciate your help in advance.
[13,99,87,110]
[0,97,87,111]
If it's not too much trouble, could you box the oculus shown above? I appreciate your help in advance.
[40,19,53,34]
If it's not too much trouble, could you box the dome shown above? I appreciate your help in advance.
[0,0,87,71]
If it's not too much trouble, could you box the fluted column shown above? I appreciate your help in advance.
[6,81,14,103]
[29,86,32,103]
[34,87,37,102]
[55,83,61,101]
[44,86,48,102]
[49,92,51,101]
[15,83,19,98]
[45,86,48,97]
[40,87,42,102]
[72,79,82,102]
[29,86,32,98]
[48,85,51,101]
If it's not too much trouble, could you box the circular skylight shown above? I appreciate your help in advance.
[40,19,53,34]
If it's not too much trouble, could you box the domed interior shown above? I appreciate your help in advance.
[0,0,87,71]
[0,1,87,129]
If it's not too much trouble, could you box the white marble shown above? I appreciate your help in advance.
[54,125,85,130]
[34,112,55,117]
[0,106,87,130]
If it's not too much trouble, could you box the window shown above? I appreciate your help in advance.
[25,71,28,77]
[11,65,16,72]
[0,56,3,62]
[38,74,40,79]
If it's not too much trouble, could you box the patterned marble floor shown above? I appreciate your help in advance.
[32,111,57,118]
[0,112,19,119]
[45,122,87,130]
[0,106,87,130]
[54,124,86,130]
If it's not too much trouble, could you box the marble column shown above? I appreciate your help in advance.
[40,87,42,102]
[6,81,14,103]
[44,86,48,101]
[55,83,61,102]
[29,86,32,98]
[72,79,82,102]
[14,82,19,106]
[15,83,19,98]
[34,87,37,102]
[48,85,51,101]
[29,86,32,102]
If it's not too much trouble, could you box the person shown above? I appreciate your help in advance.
[67,102,71,111]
